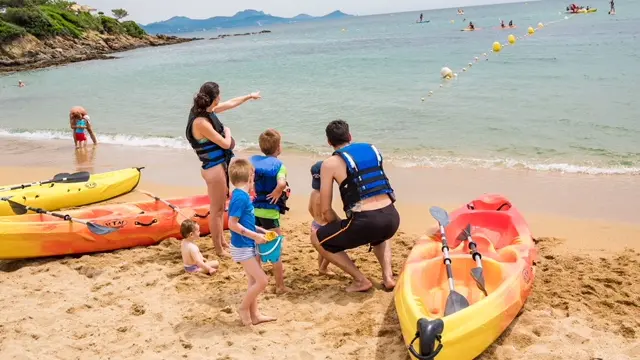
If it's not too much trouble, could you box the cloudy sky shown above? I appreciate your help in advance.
[84,0,519,24]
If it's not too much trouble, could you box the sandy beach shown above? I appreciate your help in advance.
[0,140,639,359]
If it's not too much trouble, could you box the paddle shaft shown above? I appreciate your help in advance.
[467,233,483,268]
[439,224,457,291]
[19,203,88,224]
[137,191,190,219]
[0,172,88,192]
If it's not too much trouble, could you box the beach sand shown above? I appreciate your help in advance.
[0,141,639,359]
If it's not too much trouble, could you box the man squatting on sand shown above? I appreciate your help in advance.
[310,120,400,292]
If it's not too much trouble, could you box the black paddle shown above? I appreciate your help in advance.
[457,224,488,296]
[0,197,118,236]
[429,206,470,316]
[0,171,91,192]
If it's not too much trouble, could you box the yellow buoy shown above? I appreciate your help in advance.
[528,26,535,34]
[508,34,516,44]
[492,41,502,52]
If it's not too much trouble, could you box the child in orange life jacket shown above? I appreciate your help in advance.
[250,129,291,294]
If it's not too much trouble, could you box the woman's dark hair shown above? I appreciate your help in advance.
[325,119,351,147]
[191,82,220,118]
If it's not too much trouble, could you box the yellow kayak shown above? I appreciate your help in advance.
[0,167,143,216]
[395,195,537,360]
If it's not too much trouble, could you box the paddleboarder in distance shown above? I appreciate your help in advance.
[419,13,423,22]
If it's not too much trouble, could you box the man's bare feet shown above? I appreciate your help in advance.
[237,308,253,326]
[274,286,292,295]
[346,278,373,292]
[251,312,277,325]
[382,277,396,291]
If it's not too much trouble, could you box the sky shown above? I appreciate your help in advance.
[84,0,520,25]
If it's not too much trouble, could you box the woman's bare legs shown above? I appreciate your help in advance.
[202,165,229,257]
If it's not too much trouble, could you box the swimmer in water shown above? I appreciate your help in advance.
[468,21,475,30]
[509,20,514,27]
[501,20,505,28]
[18,80,25,87]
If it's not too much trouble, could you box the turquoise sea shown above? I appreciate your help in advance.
[1,1,639,175]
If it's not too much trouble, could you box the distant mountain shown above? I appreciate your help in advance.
[142,9,353,34]
[292,14,313,20]
[322,11,351,19]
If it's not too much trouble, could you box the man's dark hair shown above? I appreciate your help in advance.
[325,119,351,147]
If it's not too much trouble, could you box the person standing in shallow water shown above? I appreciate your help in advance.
[310,119,400,292]
[186,81,261,257]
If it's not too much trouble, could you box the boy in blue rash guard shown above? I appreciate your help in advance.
[227,159,276,326]
[250,129,291,294]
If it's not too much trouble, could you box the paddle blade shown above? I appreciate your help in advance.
[429,206,450,226]
[86,222,119,235]
[444,290,470,316]
[5,199,28,215]
[53,171,91,183]
[471,267,488,296]
[456,223,472,241]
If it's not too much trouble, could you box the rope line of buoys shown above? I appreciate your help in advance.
[421,14,576,101]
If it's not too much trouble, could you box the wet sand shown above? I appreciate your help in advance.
[0,139,639,359]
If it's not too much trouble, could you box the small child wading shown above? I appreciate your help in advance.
[250,129,291,294]
[227,159,277,326]
[180,220,219,275]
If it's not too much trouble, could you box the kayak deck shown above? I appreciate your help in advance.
[0,195,221,259]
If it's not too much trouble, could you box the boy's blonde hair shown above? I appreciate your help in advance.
[258,129,281,156]
[229,158,254,185]
[180,219,198,238]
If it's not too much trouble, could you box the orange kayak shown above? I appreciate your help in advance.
[394,194,537,360]
[0,195,230,260]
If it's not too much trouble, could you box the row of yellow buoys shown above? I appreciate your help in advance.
[422,19,559,101]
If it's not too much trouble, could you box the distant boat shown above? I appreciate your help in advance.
[416,20,431,23]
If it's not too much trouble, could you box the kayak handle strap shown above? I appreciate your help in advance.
[407,318,444,360]
[135,218,158,227]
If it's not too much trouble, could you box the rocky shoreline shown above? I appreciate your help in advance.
[0,32,201,74]
[0,29,273,74]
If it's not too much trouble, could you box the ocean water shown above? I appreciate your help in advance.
[1,1,639,175]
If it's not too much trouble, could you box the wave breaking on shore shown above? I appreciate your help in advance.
[1,128,638,176]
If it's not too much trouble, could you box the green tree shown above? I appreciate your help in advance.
[111,8,127,20]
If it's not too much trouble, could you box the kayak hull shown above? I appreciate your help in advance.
[394,194,537,360]
[0,167,142,216]
[0,195,230,259]
[567,8,597,13]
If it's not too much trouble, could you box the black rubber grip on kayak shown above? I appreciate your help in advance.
[193,211,210,219]
[408,318,444,360]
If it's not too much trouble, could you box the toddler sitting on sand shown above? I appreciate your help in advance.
[180,220,219,275]
[227,159,277,326]
[308,161,335,275]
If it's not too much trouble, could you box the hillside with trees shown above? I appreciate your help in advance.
[0,0,197,72]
